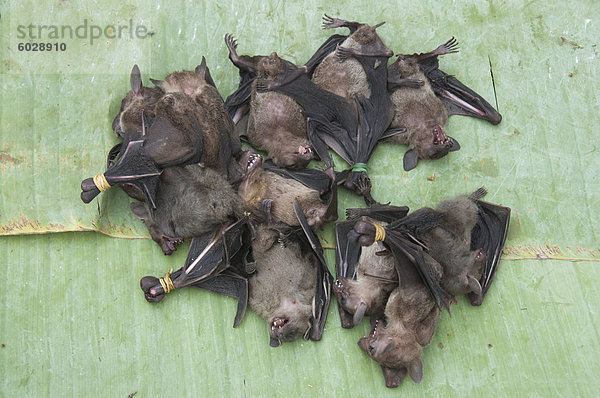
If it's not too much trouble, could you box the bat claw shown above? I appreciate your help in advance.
[335,44,350,62]
[354,174,372,197]
[321,14,336,29]
[440,37,459,55]
[255,80,270,92]
[224,33,238,53]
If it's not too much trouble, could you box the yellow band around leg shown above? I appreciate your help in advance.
[159,269,175,294]
[93,173,111,192]
[374,224,386,242]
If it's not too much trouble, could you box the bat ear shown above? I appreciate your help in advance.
[150,78,165,91]
[352,301,368,326]
[407,358,424,383]
[130,64,143,95]
[448,137,461,152]
[403,149,419,171]
[467,274,482,296]
[130,202,149,220]
[195,56,217,87]
[381,366,407,388]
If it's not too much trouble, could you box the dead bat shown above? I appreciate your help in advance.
[333,222,398,328]
[112,64,163,139]
[149,57,242,178]
[236,149,337,228]
[386,38,502,171]
[108,65,164,201]
[358,251,442,388]
[350,187,510,307]
[140,216,252,328]
[333,204,410,328]
[224,19,397,204]
[309,15,392,98]
[81,92,206,207]
[130,164,243,255]
[247,200,332,347]
[339,204,443,386]
[298,15,400,202]
[224,35,315,169]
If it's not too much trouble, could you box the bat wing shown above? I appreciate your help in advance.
[195,273,249,327]
[293,199,333,341]
[379,208,451,312]
[263,161,338,223]
[334,220,363,328]
[224,78,254,120]
[345,204,410,223]
[303,34,348,76]
[80,137,161,207]
[139,218,251,326]
[383,229,452,313]
[353,55,395,160]
[468,200,511,305]
[334,221,363,280]
[179,219,249,285]
[262,160,331,194]
[271,75,359,166]
[143,115,204,167]
[419,58,501,125]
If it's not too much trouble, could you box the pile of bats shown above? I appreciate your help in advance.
[79,15,510,388]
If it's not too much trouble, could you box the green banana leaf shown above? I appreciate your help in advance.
[1,0,599,396]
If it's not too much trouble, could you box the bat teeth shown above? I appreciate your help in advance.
[246,153,262,169]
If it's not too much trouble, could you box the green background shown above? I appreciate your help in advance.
[1,0,599,396]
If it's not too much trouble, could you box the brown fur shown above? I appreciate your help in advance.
[244,53,313,169]
[312,23,391,100]
[112,74,163,139]
[421,193,486,296]
[237,154,329,228]
[387,56,451,160]
[130,164,243,255]
[247,89,310,169]
[141,92,204,165]
[154,69,241,176]
[334,221,397,323]
[358,255,441,387]
[248,226,317,345]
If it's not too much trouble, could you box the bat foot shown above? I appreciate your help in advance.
[140,276,165,303]
[322,14,344,29]
[160,236,183,255]
[335,44,351,62]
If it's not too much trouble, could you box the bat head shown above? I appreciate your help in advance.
[237,150,264,206]
[358,320,424,385]
[333,278,370,326]
[442,248,486,297]
[403,125,460,171]
[238,149,263,181]
[391,54,420,78]
[130,201,183,255]
[348,23,393,57]
[268,299,313,347]
[271,144,313,170]
[112,65,162,139]
[257,52,285,79]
